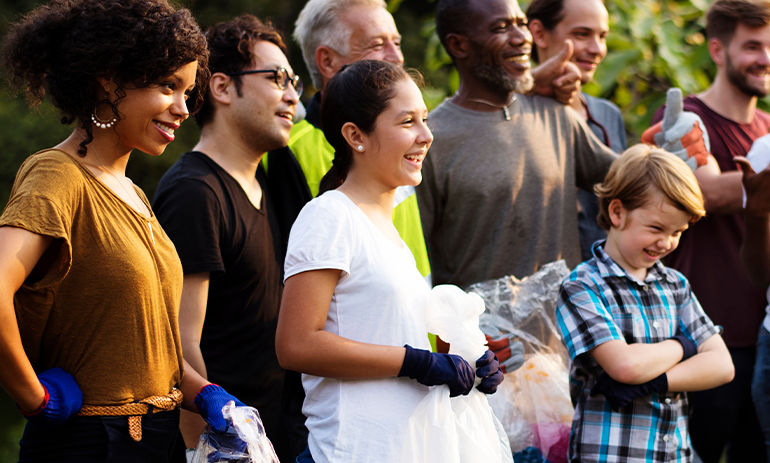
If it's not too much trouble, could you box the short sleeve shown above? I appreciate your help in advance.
[153,177,224,275]
[557,274,625,360]
[568,109,617,192]
[674,272,719,346]
[0,153,81,287]
[284,194,355,281]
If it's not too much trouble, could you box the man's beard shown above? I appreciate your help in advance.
[473,53,534,96]
[726,53,770,98]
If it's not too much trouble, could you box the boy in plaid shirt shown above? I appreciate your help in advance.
[557,145,735,463]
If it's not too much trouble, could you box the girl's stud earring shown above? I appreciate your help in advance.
[357,145,364,151]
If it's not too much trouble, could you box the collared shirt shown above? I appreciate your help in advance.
[557,242,719,463]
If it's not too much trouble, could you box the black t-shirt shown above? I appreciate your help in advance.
[153,151,284,405]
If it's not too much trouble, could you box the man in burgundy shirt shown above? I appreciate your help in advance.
[652,1,770,461]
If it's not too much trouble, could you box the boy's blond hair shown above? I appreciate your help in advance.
[595,144,706,230]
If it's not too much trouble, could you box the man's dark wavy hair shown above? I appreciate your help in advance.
[195,14,287,127]
[2,0,210,155]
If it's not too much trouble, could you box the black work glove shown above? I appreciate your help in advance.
[398,345,475,397]
[590,372,668,411]
[671,334,697,362]
[475,350,504,394]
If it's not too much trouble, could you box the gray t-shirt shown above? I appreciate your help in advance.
[417,95,616,288]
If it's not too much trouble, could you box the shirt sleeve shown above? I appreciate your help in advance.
[557,273,626,360]
[568,109,617,192]
[674,272,720,346]
[153,177,224,275]
[0,154,81,287]
[284,195,355,281]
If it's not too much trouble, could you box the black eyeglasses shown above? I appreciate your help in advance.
[227,66,303,95]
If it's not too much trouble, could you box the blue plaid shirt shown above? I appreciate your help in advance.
[556,242,719,463]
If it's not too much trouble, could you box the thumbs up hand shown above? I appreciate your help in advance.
[641,88,710,171]
[530,39,581,105]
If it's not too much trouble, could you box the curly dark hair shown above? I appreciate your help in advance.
[1,0,210,154]
[194,14,287,127]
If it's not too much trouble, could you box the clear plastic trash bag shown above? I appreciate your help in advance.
[191,401,279,463]
[469,261,573,463]
[402,285,513,463]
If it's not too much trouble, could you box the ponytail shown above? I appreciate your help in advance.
[318,60,419,193]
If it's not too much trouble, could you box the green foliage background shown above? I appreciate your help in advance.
[0,0,761,460]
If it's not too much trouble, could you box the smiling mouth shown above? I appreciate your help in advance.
[645,249,663,258]
[276,111,294,121]
[404,153,425,164]
[506,54,530,64]
[154,121,175,136]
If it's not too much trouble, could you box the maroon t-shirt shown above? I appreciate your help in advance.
[653,96,770,347]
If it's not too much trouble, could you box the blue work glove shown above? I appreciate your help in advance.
[671,334,697,362]
[18,367,83,425]
[590,372,668,411]
[398,345,475,397]
[485,334,526,373]
[194,384,247,433]
[475,350,504,394]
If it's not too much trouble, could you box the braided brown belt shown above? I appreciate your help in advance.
[76,388,184,442]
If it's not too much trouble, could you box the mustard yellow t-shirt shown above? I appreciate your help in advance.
[0,149,184,406]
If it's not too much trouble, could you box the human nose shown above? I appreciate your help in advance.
[418,119,433,147]
[760,46,770,66]
[172,92,190,121]
[587,35,604,56]
[384,40,404,67]
[509,24,531,47]
[283,82,300,105]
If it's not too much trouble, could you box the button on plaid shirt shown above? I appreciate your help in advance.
[556,242,719,463]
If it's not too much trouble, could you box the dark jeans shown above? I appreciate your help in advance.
[753,325,770,462]
[690,345,766,463]
[19,409,184,463]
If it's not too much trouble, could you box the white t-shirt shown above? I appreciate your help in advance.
[284,190,432,463]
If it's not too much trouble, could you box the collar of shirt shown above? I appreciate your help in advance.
[590,240,673,286]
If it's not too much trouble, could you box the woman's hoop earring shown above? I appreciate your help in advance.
[91,109,117,129]
[357,145,364,152]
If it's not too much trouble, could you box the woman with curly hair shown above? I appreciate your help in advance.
[0,1,244,461]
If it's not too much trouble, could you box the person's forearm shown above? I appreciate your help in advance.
[593,339,684,385]
[0,298,46,411]
[741,212,770,288]
[696,170,743,214]
[665,349,735,392]
[182,343,207,381]
[277,330,406,379]
[665,335,734,391]
[179,359,211,412]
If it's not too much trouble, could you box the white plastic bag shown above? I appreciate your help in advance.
[470,261,574,463]
[402,285,513,463]
[191,401,279,463]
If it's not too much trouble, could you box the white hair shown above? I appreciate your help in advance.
[294,0,387,89]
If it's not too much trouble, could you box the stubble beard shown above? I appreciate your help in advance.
[473,54,534,97]
[726,53,770,98]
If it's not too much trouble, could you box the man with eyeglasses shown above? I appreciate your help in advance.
[152,15,303,462]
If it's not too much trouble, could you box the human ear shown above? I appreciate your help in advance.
[608,199,626,229]
[445,33,470,60]
[95,77,117,100]
[528,19,549,49]
[709,38,725,67]
[341,122,367,153]
[316,46,345,84]
[208,73,234,105]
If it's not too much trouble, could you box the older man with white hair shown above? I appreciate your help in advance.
[265,0,433,287]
